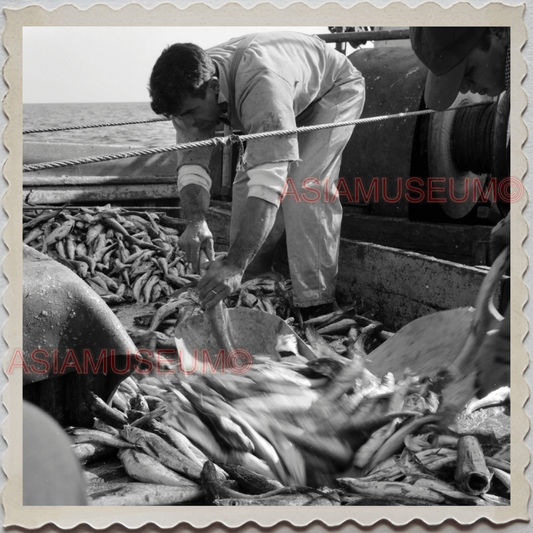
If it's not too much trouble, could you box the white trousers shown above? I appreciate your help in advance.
[230,74,365,307]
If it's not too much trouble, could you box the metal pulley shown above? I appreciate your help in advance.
[427,90,510,219]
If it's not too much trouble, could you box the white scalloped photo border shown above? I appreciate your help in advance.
[1,2,529,529]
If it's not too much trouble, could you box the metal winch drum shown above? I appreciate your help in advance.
[341,46,510,220]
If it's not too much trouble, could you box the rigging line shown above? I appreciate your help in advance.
[23,117,171,135]
[23,103,491,173]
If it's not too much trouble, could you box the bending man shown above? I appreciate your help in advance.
[149,31,365,317]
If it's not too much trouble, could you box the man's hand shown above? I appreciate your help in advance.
[178,220,215,273]
[178,184,213,272]
[198,256,244,309]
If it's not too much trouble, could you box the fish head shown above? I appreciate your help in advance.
[119,425,142,444]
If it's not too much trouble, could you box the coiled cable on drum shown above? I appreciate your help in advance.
[451,102,497,176]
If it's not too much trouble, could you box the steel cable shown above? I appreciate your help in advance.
[23,117,171,135]
[23,103,490,173]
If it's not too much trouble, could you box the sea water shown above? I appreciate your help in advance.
[23,102,177,148]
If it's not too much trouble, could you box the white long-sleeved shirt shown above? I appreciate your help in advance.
[175,31,362,206]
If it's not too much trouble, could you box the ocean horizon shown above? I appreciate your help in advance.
[23,101,176,148]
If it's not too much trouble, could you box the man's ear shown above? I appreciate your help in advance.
[208,77,220,94]
[491,27,510,46]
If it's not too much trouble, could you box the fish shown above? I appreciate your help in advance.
[87,391,129,429]
[359,448,457,482]
[94,271,119,292]
[149,299,184,332]
[362,414,441,475]
[224,450,278,481]
[85,222,105,247]
[88,275,108,293]
[143,395,165,411]
[275,419,353,471]
[337,478,445,504]
[183,389,255,453]
[22,209,56,230]
[75,241,88,257]
[101,293,125,305]
[77,253,97,275]
[305,325,346,360]
[71,443,116,465]
[147,419,205,468]
[157,256,170,277]
[55,239,67,260]
[120,425,203,480]
[215,488,340,506]
[200,461,251,503]
[411,477,486,505]
[340,494,433,506]
[22,228,43,244]
[102,216,161,251]
[316,318,358,336]
[319,353,365,403]
[92,419,120,436]
[132,271,151,302]
[464,386,511,414]
[305,357,346,379]
[67,427,134,449]
[93,242,117,264]
[481,493,511,506]
[485,456,510,473]
[227,411,285,480]
[129,393,150,413]
[230,391,317,416]
[44,219,75,246]
[222,465,284,495]
[118,448,200,487]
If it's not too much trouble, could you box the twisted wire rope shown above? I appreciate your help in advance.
[23,103,490,173]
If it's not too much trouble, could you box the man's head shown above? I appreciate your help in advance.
[149,43,220,123]
[410,27,510,110]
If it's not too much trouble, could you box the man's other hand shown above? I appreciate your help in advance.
[178,220,215,273]
[198,257,244,308]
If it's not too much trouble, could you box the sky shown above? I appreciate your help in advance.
[22,26,335,104]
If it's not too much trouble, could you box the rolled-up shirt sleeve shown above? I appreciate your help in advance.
[177,165,212,195]
[247,162,289,207]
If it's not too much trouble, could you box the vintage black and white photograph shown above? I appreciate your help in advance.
[2,2,529,529]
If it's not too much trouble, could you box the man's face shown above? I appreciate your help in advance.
[459,30,509,97]
[173,78,221,131]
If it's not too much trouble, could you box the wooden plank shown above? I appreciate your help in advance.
[23,184,179,205]
[336,238,490,330]
[23,175,177,187]
[23,141,177,177]
[341,211,493,265]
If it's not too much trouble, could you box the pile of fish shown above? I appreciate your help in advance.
[23,205,197,306]
[22,206,380,346]
[22,206,300,344]
[23,205,510,506]
[72,355,510,506]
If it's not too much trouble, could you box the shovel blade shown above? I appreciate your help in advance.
[365,307,475,379]
[174,307,316,362]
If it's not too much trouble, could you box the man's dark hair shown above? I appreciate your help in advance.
[149,43,216,117]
